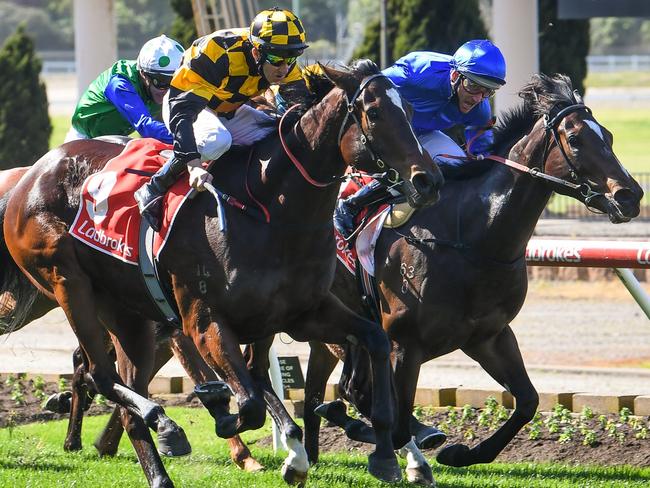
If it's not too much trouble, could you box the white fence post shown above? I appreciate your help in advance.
[268,345,284,453]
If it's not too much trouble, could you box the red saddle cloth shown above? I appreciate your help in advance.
[334,172,388,274]
[70,139,193,265]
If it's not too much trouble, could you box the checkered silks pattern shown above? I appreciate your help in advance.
[250,9,306,48]
[170,29,303,114]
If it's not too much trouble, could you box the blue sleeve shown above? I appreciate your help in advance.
[464,100,493,156]
[104,75,173,143]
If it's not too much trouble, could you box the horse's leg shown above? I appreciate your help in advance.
[398,440,435,486]
[111,319,179,488]
[170,332,263,472]
[303,341,340,464]
[437,325,539,467]
[62,346,93,451]
[51,275,185,486]
[243,337,308,485]
[183,308,266,439]
[93,334,173,458]
[289,294,401,483]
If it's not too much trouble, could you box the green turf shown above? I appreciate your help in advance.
[0,407,649,487]
[49,114,70,149]
[586,71,650,88]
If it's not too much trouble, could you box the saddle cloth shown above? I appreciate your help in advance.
[70,138,193,265]
[335,175,416,276]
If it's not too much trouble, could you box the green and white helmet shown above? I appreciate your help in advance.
[137,34,184,76]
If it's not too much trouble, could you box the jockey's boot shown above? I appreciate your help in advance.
[334,179,389,239]
[134,157,187,232]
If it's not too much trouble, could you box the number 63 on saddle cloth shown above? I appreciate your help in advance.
[70,138,192,265]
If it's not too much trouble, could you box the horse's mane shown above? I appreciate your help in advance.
[276,59,382,128]
[492,73,579,155]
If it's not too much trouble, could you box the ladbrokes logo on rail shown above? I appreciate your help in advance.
[525,244,582,263]
[638,248,650,266]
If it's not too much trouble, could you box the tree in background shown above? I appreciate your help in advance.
[0,25,51,168]
[170,0,197,49]
[538,0,590,95]
[353,0,487,65]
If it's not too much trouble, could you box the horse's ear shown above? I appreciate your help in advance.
[319,64,357,96]
[573,89,584,104]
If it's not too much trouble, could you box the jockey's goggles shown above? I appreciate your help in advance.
[147,73,172,90]
[264,52,299,67]
[461,76,496,98]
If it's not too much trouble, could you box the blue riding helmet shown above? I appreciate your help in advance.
[451,39,506,89]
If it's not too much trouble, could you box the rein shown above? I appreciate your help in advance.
[278,73,398,188]
[439,102,603,205]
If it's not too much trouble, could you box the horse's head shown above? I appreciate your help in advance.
[320,61,443,209]
[515,74,643,223]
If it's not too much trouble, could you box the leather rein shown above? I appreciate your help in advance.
[444,102,604,205]
[278,73,400,187]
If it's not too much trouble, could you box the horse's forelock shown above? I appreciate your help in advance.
[348,59,381,80]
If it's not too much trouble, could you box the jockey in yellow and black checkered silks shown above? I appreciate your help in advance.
[249,7,308,72]
[133,7,310,232]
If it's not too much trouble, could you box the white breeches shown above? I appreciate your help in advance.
[163,94,275,161]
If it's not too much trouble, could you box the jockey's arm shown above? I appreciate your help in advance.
[464,101,494,156]
[104,75,173,143]
[167,89,210,164]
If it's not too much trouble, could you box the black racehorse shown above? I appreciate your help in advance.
[1,60,442,487]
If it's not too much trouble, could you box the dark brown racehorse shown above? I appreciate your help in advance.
[298,73,643,485]
[2,60,442,487]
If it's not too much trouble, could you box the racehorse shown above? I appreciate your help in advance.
[0,166,263,472]
[297,73,643,485]
[1,60,442,487]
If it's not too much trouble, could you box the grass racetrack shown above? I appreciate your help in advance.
[1,407,649,487]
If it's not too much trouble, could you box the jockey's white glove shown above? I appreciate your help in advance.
[187,159,213,191]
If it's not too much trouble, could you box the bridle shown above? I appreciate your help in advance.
[278,72,403,188]
[479,102,605,207]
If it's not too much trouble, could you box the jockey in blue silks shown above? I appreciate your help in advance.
[334,39,507,239]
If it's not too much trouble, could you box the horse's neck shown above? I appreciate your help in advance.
[259,91,349,222]
[462,128,553,262]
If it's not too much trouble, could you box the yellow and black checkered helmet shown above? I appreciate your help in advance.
[250,8,308,55]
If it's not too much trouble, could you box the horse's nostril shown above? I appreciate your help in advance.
[614,188,641,218]
[410,172,441,203]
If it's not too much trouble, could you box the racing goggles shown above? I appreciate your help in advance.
[264,52,299,67]
[461,76,496,98]
[148,73,173,90]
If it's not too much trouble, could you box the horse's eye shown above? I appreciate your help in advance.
[567,134,579,146]
[366,107,380,120]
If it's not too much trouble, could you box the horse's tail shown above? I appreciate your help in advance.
[0,192,39,334]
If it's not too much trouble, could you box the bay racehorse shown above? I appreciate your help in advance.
[0,166,264,472]
[298,73,643,485]
[2,60,442,487]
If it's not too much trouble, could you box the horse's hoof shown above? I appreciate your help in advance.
[238,456,264,473]
[368,451,402,482]
[63,439,82,452]
[406,464,435,486]
[151,475,174,488]
[215,414,239,439]
[43,391,72,413]
[281,462,308,486]
[414,427,447,450]
[314,399,346,422]
[346,420,376,444]
[436,444,471,467]
[157,424,191,457]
